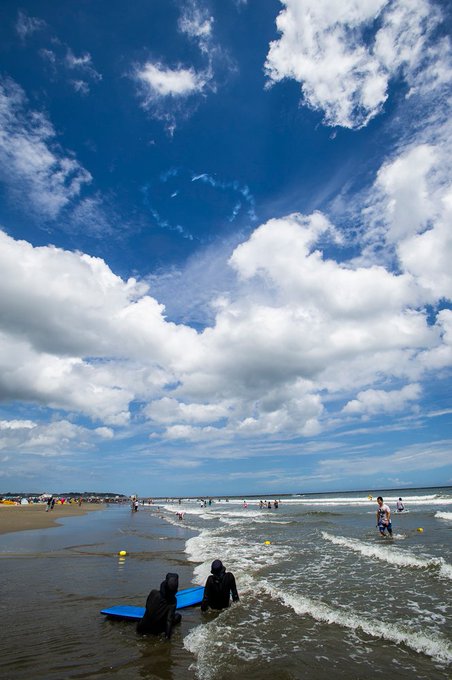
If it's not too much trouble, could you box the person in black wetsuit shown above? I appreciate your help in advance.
[136,573,181,638]
[201,560,239,612]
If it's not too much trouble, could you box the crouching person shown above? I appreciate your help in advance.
[136,573,181,638]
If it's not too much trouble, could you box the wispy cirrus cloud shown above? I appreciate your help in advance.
[139,167,256,251]
[191,173,257,222]
[0,77,91,218]
[15,9,102,96]
[15,10,46,41]
[133,0,237,131]
[65,48,102,94]
[178,0,214,54]
[318,440,452,478]
[40,45,102,95]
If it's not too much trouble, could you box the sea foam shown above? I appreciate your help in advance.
[260,581,452,664]
[184,607,265,680]
[321,531,452,581]
[435,511,452,520]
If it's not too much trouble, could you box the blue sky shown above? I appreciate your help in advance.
[0,0,451,496]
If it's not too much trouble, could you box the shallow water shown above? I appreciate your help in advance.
[176,487,452,679]
[1,506,198,679]
[1,488,451,679]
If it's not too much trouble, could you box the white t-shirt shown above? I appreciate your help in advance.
[378,503,391,523]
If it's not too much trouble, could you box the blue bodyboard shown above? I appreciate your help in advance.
[101,605,145,620]
[101,585,204,620]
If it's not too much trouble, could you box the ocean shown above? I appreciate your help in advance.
[1,487,451,679]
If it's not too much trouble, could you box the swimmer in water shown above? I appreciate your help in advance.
[396,498,405,512]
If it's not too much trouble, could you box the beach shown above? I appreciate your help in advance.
[0,502,105,535]
[1,489,451,679]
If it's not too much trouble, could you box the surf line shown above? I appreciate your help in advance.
[259,581,452,664]
[435,511,452,520]
[321,532,452,581]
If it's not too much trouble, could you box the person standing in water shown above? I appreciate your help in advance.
[201,560,239,611]
[376,496,393,537]
[136,573,181,638]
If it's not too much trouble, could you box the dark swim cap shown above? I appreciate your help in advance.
[211,559,224,574]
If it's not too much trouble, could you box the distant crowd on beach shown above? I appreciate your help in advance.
[0,493,125,506]
[1,495,84,507]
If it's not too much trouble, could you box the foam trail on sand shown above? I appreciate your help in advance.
[321,531,452,580]
[260,581,452,664]
[184,622,216,680]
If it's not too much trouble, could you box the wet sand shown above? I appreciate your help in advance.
[0,503,106,535]
[1,505,200,680]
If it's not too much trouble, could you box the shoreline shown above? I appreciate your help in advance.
[0,503,106,536]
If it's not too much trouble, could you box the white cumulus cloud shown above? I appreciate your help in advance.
[0,419,113,455]
[342,383,422,415]
[265,0,449,128]
[0,152,451,444]
[136,62,207,99]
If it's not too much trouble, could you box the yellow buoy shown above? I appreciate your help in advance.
[264,540,271,545]
[417,528,424,533]
[118,550,127,556]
